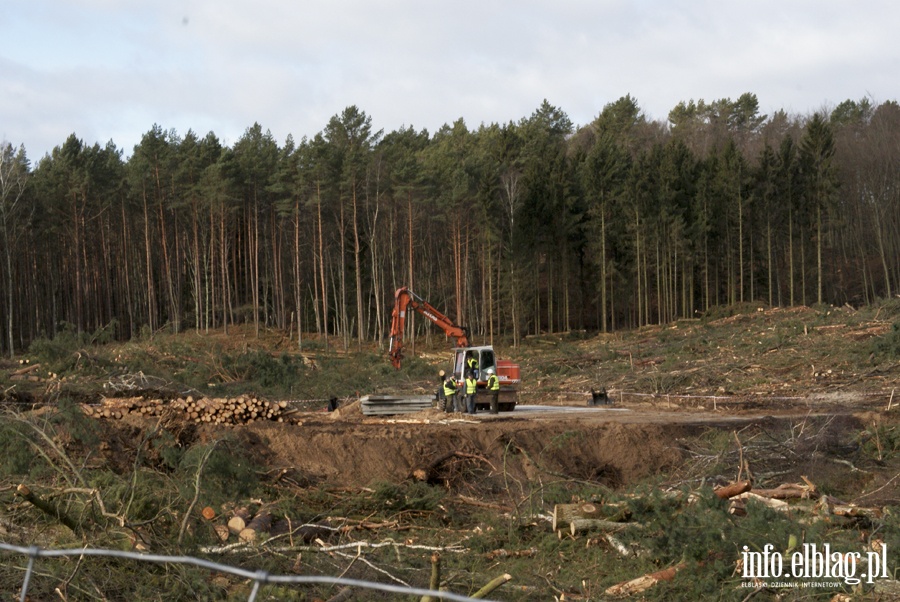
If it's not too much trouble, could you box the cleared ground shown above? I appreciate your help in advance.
[5,303,900,600]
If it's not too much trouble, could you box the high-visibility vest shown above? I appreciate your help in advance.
[487,374,500,391]
[467,356,478,370]
[465,377,477,395]
[443,378,457,397]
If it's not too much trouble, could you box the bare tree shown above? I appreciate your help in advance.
[0,142,29,356]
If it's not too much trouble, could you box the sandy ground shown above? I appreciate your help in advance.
[219,390,884,490]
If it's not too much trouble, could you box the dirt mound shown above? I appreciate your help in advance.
[245,411,690,490]
[328,398,363,419]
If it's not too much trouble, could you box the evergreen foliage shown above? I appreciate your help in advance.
[2,96,900,354]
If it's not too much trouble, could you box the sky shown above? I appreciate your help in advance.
[2,0,898,161]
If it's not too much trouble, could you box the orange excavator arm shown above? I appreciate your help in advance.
[388,287,469,369]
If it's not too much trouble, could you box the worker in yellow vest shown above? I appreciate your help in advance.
[442,374,459,413]
[485,368,501,414]
[465,372,478,414]
[466,353,479,379]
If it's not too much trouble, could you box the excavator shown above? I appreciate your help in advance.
[388,286,520,411]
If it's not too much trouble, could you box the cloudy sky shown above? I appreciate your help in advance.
[2,0,897,160]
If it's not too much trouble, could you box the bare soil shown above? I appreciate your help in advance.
[182,390,884,498]
[9,303,900,499]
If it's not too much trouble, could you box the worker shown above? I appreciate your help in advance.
[466,352,479,379]
[437,370,447,409]
[485,368,500,414]
[442,373,459,413]
[465,372,478,414]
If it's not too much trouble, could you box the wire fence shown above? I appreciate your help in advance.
[0,542,486,602]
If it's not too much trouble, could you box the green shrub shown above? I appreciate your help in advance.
[215,350,306,397]
[0,419,37,475]
[858,420,900,461]
[178,438,260,506]
[28,320,120,365]
[51,397,101,447]
[152,428,185,471]
[870,297,900,320]
[871,321,900,359]
[28,322,87,363]
[371,480,444,513]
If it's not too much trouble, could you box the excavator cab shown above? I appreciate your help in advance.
[452,346,517,411]
[453,347,494,380]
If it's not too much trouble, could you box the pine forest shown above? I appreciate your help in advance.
[1,93,899,356]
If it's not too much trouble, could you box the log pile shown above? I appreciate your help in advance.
[81,394,294,425]
[552,501,632,536]
[209,504,336,545]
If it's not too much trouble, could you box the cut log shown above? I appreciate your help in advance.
[752,483,817,500]
[552,502,606,532]
[227,507,251,534]
[734,492,790,511]
[728,498,747,516]
[11,362,41,376]
[714,480,752,499]
[831,504,883,519]
[213,524,230,542]
[816,495,883,519]
[239,511,273,542]
[604,563,686,598]
[604,534,632,556]
[246,511,273,532]
[569,518,631,536]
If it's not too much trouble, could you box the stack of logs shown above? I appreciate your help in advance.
[204,505,336,545]
[81,395,295,425]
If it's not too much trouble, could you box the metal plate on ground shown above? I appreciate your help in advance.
[360,394,435,416]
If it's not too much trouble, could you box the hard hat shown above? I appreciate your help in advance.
[485,368,494,375]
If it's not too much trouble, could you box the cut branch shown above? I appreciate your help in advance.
[604,563,686,598]
[16,484,83,536]
[470,573,512,599]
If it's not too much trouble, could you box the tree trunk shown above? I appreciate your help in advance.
[817,203,823,305]
[339,191,349,349]
[143,188,156,333]
[353,183,363,349]
[317,181,328,345]
[600,206,608,332]
[789,206,795,306]
[408,192,415,355]
[293,198,303,348]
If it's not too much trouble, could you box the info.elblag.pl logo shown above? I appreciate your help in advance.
[741,543,890,586]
